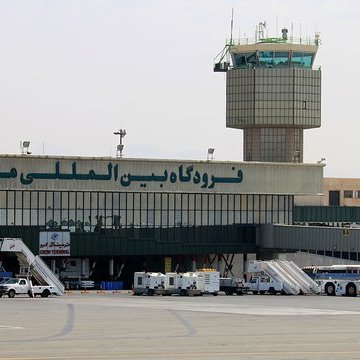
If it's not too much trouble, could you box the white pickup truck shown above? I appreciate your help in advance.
[0,278,56,298]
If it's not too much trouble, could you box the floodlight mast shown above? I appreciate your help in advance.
[207,148,215,161]
[113,129,126,157]
[20,141,31,155]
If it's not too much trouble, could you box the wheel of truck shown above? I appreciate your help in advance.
[225,290,233,296]
[28,290,34,298]
[269,287,276,295]
[346,283,357,297]
[213,292,218,296]
[8,289,15,298]
[0,294,3,298]
[236,290,244,296]
[180,289,187,296]
[41,289,50,298]
[148,289,154,296]
[253,291,258,295]
[325,282,336,296]
[259,290,265,295]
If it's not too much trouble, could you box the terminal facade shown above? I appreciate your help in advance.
[0,155,322,285]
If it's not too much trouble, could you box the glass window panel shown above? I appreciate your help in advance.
[73,192,81,210]
[69,192,76,210]
[98,192,105,211]
[112,193,120,209]
[154,193,161,210]
[7,191,15,209]
[61,192,69,209]
[292,52,314,68]
[23,209,30,225]
[154,209,161,227]
[15,191,22,208]
[31,210,38,226]
[91,192,98,210]
[161,193,168,210]
[38,192,45,209]
[0,209,5,225]
[15,209,22,225]
[54,210,61,227]
[45,192,53,209]
[38,210,45,226]
[0,191,6,208]
[53,192,61,209]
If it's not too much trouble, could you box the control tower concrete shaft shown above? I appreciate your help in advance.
[215,24,321,163]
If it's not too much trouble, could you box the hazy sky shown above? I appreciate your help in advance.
[0,0,358,178]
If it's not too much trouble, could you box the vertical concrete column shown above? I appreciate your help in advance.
[109,258,114,280]
[191,259,196,272]
[244,253,257,282]
[51,259,56,275]
[81,258,86,278]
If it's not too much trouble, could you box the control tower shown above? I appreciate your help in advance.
[215,22,321,163]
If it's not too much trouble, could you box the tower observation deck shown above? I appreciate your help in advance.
[214,23,321,163]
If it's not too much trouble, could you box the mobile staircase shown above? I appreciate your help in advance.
[248,260,320,295]
[0,238,64,295]
[276,260,320,294]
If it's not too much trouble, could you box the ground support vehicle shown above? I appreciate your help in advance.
[59,258,94,289]
[220,277,249,295]
[164,272,200,296]
[0,238,64,296]
[133,272,166,296]
[134,270,219,296]
[194,269,220,296]
[0,277,56,298]
[246,275,284,295]
[247,260,320,295]
[318,279,360,297]
[64,279,95,290]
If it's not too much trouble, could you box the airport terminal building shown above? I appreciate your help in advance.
[0,155,322,284]
[1,24,358,286]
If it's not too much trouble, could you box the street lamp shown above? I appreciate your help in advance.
[20,141,31,155]
[207,148,215,161]
[113,129,126,157]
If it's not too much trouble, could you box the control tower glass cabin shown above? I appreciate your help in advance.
[215,26,321,163]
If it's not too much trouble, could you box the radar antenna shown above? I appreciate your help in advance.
[230,8,234,46]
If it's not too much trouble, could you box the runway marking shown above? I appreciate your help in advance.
[72,297,360,316]
[0,303,75,343]
[0,325,25,330]
[167,309,197,336]
[3,350,360,359]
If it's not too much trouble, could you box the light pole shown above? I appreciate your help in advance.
[20,141,31,155]
[113,129,126,157]
[207,148,215,161]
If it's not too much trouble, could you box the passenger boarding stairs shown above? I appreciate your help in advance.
[248,260,320,295]
[0,238,64,295]
[277,260,320,294]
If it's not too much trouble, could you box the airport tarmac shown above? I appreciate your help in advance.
[1,292,360,360]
